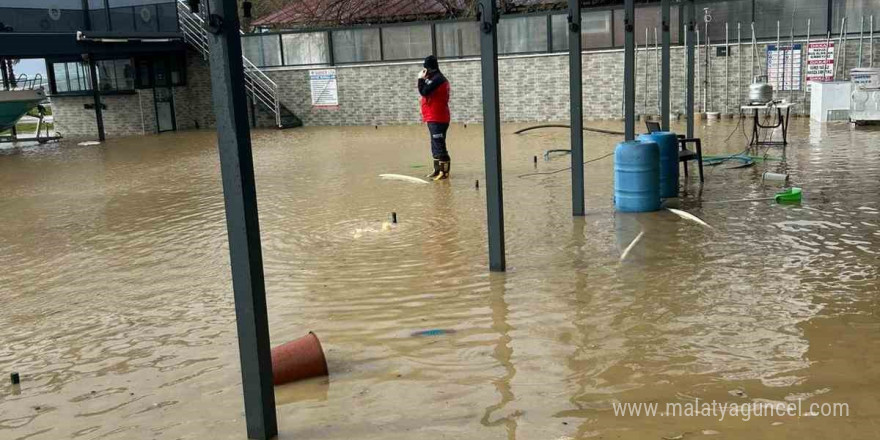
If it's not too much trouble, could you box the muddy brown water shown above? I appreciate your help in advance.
[0,119,878,439]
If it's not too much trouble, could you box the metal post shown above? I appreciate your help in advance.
[804,19,811,110]
[205,0,277,438]
[686,1,696,138]
[661,0,671,130]
[789,21,795,97]
[725,22,729,115]
[695,24,700,113]
[624,0,636,140]
[837,17,847,79]
[859,16,865,68]
[568,0,584,217]
[776,21,781,90]
[655,27,660,116]
[86,56,106,142]
[751,22,756,80]
[737,22,741,111]
[478,0,506,272]
[644,27,650,115]
[871,15,874,67]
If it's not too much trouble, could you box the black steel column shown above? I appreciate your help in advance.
[81,0,91,30]
[624,0,635,140]
[661,0,671,130]
[102,0,111,31]
[1,59,8,91]
[206,0,277,438]
[569,0,584,216]
[478,0,506,272]
[86,55,106,142]
[685,0,696,138]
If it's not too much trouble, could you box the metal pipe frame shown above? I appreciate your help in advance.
[568,0,585,217]
[859,15,865,68]
[478,0,506,271]
[624,0,635,140]
[686,0,696,139]
[206,0,278,438]
[661,0,670,130]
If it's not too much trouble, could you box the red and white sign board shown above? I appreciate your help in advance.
[806,41,835,83]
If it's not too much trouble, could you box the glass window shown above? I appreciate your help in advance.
[332,28,381,63]
[436,21,480,57]
[755,0,826,38]
[382,25,432,60]
[832,0,880,33]
[97,60,117,91]
[53,63,70,93]
[242,34,282,67]
[498,15,548,54]
[552,11,615,51]
[282,32,330,65]
[50,61,92,94]
[157,2,179,32]
[614,6,680,46]
[551,15,569,51]
[583,10,615,48]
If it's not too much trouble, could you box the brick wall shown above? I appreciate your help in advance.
[50,40,880,138]
[268,39,880,126]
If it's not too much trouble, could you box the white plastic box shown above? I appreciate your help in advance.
[810,81,852,122]
[850,68,880,123]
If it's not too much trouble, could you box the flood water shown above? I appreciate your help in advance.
[1,118,878,439]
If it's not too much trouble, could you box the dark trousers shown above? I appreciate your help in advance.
[427,122,450,161]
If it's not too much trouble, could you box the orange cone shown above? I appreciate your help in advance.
[271,332,329,386]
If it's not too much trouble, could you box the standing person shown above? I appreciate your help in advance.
[418,55,451,181]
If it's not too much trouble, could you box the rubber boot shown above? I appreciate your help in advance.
[426,159,440,179]
[433,160,450,181]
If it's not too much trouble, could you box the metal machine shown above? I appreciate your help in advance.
[850,67,880,124]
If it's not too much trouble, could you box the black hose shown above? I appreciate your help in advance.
[514,124,625,136]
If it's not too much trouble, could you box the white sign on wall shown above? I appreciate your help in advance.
[806,41,835,84]
[766,43,802,91]
[309,69,338,107]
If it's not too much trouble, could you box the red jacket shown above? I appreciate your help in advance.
[418,72,450,123]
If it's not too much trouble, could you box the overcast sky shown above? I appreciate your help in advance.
[12,59,48,80]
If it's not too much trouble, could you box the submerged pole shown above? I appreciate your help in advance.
[206,0,277,438]
[85,55,105,142]
[568,0,584,216]
[661,0,671,130]
[624,0,635,140]
[478,0,506,271]
[685,0,696,138]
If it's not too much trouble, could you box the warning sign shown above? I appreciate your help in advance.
[806,41,835,83]
[309,69,338,107]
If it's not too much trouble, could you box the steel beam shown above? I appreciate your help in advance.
[206,0,277,438]
[569,0,584,216]
[685,0,696,139]
[86,55,106,142]
[661,0,671,130]
[478,0,506,272]
[624,0,635,140]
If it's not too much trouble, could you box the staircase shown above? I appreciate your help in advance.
[176,0,302,129]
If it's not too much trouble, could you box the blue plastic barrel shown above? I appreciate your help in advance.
[614,140,660,212]
[638,132,679,198]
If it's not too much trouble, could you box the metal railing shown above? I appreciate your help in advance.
[9,74,46,91]
[176,0,282,127]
